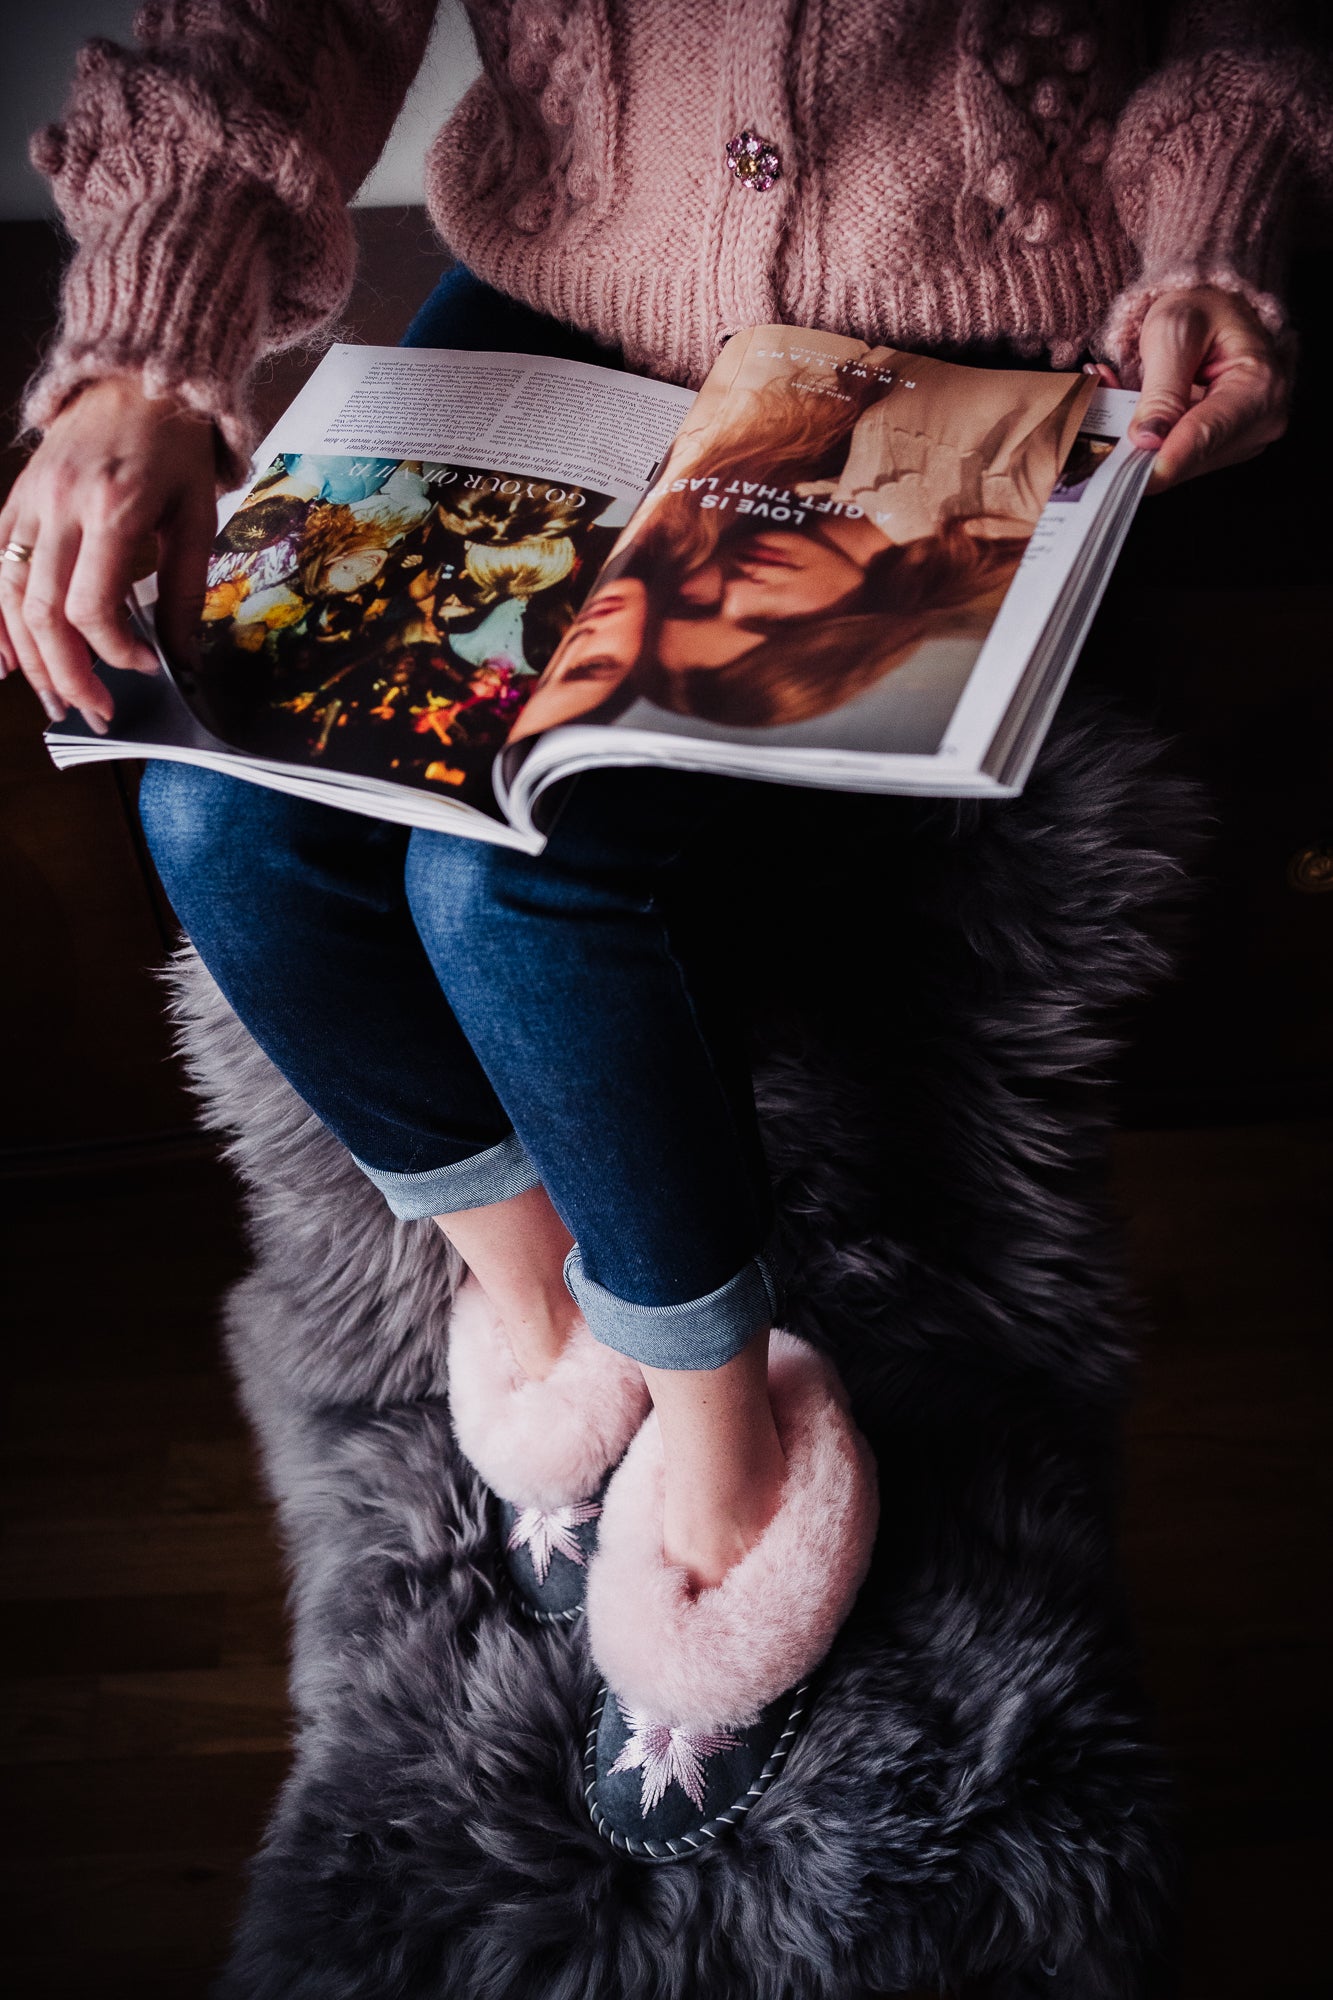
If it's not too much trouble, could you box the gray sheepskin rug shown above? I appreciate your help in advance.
[164,694,1198,2000]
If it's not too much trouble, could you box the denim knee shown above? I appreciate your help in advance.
[402,827,511,968]
[139,762,393,925]
[138,760,278,910]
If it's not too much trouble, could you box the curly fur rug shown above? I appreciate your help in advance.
[164,695,1198,2000]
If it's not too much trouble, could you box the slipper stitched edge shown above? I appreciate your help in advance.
[581,1679,809,1864]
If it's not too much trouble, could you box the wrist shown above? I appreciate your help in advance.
[52,371,190,426]
[1100,265,1290,391]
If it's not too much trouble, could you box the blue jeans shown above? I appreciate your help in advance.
[140,267,784,1369]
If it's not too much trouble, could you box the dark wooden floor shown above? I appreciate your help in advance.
[2,208,1330,1998]
[2,1156,270,2000]
[1117,1123,1331,2000]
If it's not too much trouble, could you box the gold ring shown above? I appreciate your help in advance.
[1,540,34,565]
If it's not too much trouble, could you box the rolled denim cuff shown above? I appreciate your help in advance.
[563,1245,782,1371]
[352,1131,541,1221]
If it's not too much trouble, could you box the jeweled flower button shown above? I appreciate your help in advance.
[726,129,781,192]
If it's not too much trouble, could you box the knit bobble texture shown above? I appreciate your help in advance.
[1022,198,1058,245]
[19,2,1322,456]
[1031,78,1065,122]
[19,0,437,484]
[985,160,1019,207]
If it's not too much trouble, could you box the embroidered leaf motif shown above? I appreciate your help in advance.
[608,1702,742,1814]
[506,1499,601,1584]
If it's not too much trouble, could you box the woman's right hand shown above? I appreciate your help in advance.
[0,376,221,733]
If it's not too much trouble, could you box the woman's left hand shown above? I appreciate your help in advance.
[1095,284,1290,495]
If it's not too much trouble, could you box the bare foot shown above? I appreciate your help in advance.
[642,1325,790,1593]
[661,1428,787,1593]
[499,1288,582,1382]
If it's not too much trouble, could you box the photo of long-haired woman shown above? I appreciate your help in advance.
[507,332,1090,754]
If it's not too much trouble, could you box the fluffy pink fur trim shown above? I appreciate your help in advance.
[585,1331,880,1731]
[445,1276,651,1510]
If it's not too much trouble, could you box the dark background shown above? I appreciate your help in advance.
[1,206,1329,1998]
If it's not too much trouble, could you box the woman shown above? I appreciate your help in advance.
[512,345,1049,741]
[510,515,1027,739]
[0,1,1314,1864]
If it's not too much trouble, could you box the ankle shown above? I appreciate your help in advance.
[484,1279,581,1383]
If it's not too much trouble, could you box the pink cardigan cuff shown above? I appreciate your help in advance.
[20,348,257,493]
[1099,265,1291,392]
[1099,49,1321,388]
[17,152,355,494]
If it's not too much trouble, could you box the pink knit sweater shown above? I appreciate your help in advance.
[20,2,1332,489]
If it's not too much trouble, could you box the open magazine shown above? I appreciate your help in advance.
[44,327,1151,854]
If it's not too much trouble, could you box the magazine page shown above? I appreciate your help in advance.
[496,326,1095,824]
[46,343,694,844]
[929,383,1148,780]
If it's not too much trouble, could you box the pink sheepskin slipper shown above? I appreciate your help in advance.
[584,1329,879,1734]
[445,1274,651,1514]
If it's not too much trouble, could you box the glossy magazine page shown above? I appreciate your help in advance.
[43,343,695,847]
[502,326,1092,757]
[496,327,1148,828]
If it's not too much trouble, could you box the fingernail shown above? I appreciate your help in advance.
[82,708,110,736]
[1082,363,1100,376]
[0,656,10,680]
[1136,417,1173,442]
[40,690,68,723]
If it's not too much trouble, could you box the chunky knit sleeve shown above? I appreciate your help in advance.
[1099,6,1333,383]
[19,0,438,486]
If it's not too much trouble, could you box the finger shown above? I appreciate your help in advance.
[0,505,28,675]
[0,589,18,678]
[65,523,162,677]
[13,516,115,729]
[1083,362,1121,388]
[0,527,72,724]
[1130,297,1214,452]
[1145,366,1280,493]
[154,487,219,669]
